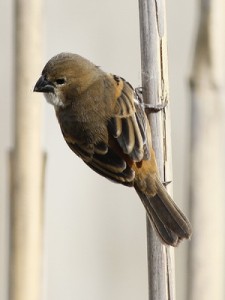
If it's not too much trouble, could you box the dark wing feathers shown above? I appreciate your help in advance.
[66,139,134,186]
[93,141,108,155]
[118,118,135,154]
[134,96,150,159]
[93,150,126,173]
[88,160,134,186]
[90,148,135,185]
[108,117,122,138]
[109,76,150,162]
[63,75,150,186]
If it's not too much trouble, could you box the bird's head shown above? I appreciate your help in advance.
[34,52,101,108]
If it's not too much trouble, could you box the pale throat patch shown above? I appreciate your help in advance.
[44,92,64,107]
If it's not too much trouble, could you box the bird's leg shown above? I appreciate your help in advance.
[135,87,168,113]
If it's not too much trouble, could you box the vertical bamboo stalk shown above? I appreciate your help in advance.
[139,0,175,299]
[188,1,225,300]
[9,0,44,299]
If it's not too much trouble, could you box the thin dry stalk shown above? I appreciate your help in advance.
[139,0,175,299]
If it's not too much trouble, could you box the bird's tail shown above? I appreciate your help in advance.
[135,177,192,247]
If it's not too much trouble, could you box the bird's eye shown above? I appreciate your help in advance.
[55,78,66,85]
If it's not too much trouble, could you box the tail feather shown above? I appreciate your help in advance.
[145,197,180,246]
[135,178,192,247]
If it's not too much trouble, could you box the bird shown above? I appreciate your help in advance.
[34,52,192,246]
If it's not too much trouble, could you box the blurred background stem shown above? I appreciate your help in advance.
[188,1,225,299]
[9,0,45,299]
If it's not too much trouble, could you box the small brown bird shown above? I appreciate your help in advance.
[34,52,191,246]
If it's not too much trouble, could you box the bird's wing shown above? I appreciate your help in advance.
[108,75,150,162]
[65,137,135,186]
[62,75,150,186]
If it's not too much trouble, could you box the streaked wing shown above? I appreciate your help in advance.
[60,74,150,186]
[108,75,150,162]
[65,138,135,186]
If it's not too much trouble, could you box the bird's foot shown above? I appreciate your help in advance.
[162,180,172,187]
[144,102,168,113]
[135,87,168,113]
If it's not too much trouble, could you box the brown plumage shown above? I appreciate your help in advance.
[34,52,192,246]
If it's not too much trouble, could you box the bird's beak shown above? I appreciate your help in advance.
[33,75,55,93]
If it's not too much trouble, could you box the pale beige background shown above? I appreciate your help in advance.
[0,1,196,299]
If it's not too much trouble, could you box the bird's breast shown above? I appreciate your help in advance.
[56,108,108,145]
